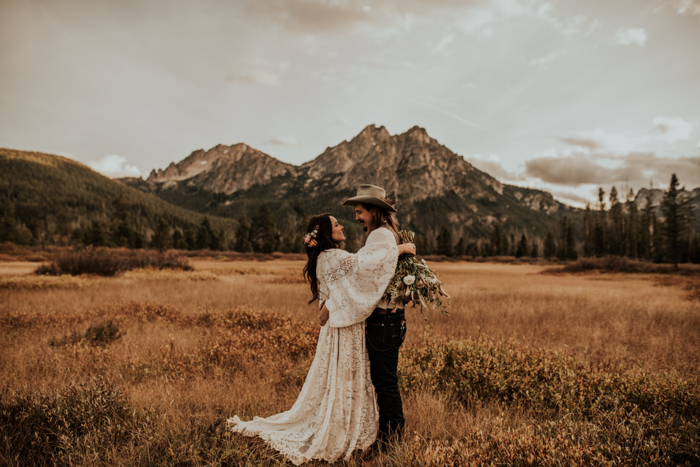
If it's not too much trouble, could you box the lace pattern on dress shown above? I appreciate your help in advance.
[228,321,378,465]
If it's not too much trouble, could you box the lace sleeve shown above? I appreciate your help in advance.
[320,231,398,328]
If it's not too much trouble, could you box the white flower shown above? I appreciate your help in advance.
[403,275,416,285]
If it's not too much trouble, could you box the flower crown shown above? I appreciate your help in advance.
[304,226,320,248]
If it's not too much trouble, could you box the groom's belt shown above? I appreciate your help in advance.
[369,307,406,318]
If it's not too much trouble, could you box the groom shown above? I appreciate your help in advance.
[342,184,412,443]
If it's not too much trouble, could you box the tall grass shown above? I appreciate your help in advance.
[1,260,699,465]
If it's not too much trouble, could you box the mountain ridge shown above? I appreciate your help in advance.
[124,124,578,242]
[0,147,237,246]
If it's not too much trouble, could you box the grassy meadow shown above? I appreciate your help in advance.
[1,256,699,465]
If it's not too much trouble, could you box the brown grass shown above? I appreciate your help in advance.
[1,259,699,465]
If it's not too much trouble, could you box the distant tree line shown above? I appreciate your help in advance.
[0,194,228,252]
[1,174,698,266]
[425,173,699,267]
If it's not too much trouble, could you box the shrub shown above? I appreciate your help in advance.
[545,256,677,274]
[0,378,144,465]
[399,332,700,465]
[35,248,192,277]
[50,319,122,347]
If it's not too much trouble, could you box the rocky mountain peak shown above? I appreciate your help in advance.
[147,142,294,193]
[355,124,391,142]
[402,125,433,145]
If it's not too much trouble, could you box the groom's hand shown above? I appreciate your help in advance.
[318,303,329,326]
[398,242,416,256]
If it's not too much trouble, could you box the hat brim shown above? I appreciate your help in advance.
[342,196,398,213]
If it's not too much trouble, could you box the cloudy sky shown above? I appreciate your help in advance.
[2,0,699,206]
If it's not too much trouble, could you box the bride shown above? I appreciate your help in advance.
[228,213,415,464]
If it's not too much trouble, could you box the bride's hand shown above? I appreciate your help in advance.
[318,303,329,326]
[398,242,416,256]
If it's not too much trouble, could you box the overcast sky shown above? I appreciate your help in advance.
[2,0,699,206]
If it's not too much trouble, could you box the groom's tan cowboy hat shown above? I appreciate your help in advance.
[342,184,397,213]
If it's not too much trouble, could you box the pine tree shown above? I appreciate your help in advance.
[211,228,224,250]
[516,233,528,258]
[249,204,278,253]
[172,229,185,250]
[661,174,693,268]
[690,235,700,264]
[652,212,664,263]
[415,233,427,256]
[530,239,539,258]
[557,217,568,261]
[582,203,594,257]
[566,219,577,260]
[543,232,556,260]
[594,188,607,256]
[152,218,171,252]
[501,229,509,257]
[437,226,453,256]
[640,192,654,261]
[454,236,466,257]
[0,201,20,243]
[490,224,501,256]
[625,188,638,259]
[234,212,252,252]
[609,187,623,255]
[88,220,105,246]
[185,226,197,251]
[196,217,214,250]
[111,195,135,248]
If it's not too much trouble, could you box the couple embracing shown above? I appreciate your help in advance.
[228,184,417,464]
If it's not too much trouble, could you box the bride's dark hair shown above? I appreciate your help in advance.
[302,214,338,304]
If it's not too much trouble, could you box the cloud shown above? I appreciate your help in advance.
[674,0,700,15]
[334,118,351,126]
[88,155,141,177]
[457,8,497,36]
[536,3,597,37]
[548,189,591,205]
[558,137,602,151]
[227,60,288,87]
[245,0,371,33]
[614,28,647,47]
[524,150,700,188]
[430,34,455,54]
[652,116,694,144]
[562,128,637,153]
[559,117,694,154]
[266,136,300,147]
[465,154,525,181]
[528,51,557,67]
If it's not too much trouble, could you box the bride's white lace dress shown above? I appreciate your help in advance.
[228,227,398,465]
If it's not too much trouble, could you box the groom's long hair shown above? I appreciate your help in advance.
[302,214,338,304]
[361,203,399,243]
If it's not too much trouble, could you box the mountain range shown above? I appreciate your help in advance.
[120,125,580,243]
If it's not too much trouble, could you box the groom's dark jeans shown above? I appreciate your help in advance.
[365,309,406,441]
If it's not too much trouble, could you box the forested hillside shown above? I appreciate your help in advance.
[0,148,236,249]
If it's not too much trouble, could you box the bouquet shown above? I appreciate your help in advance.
[383,230,450,316]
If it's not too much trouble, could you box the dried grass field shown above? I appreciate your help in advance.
[1,258,699,465]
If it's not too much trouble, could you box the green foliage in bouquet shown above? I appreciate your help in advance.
[383,230,450,315]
